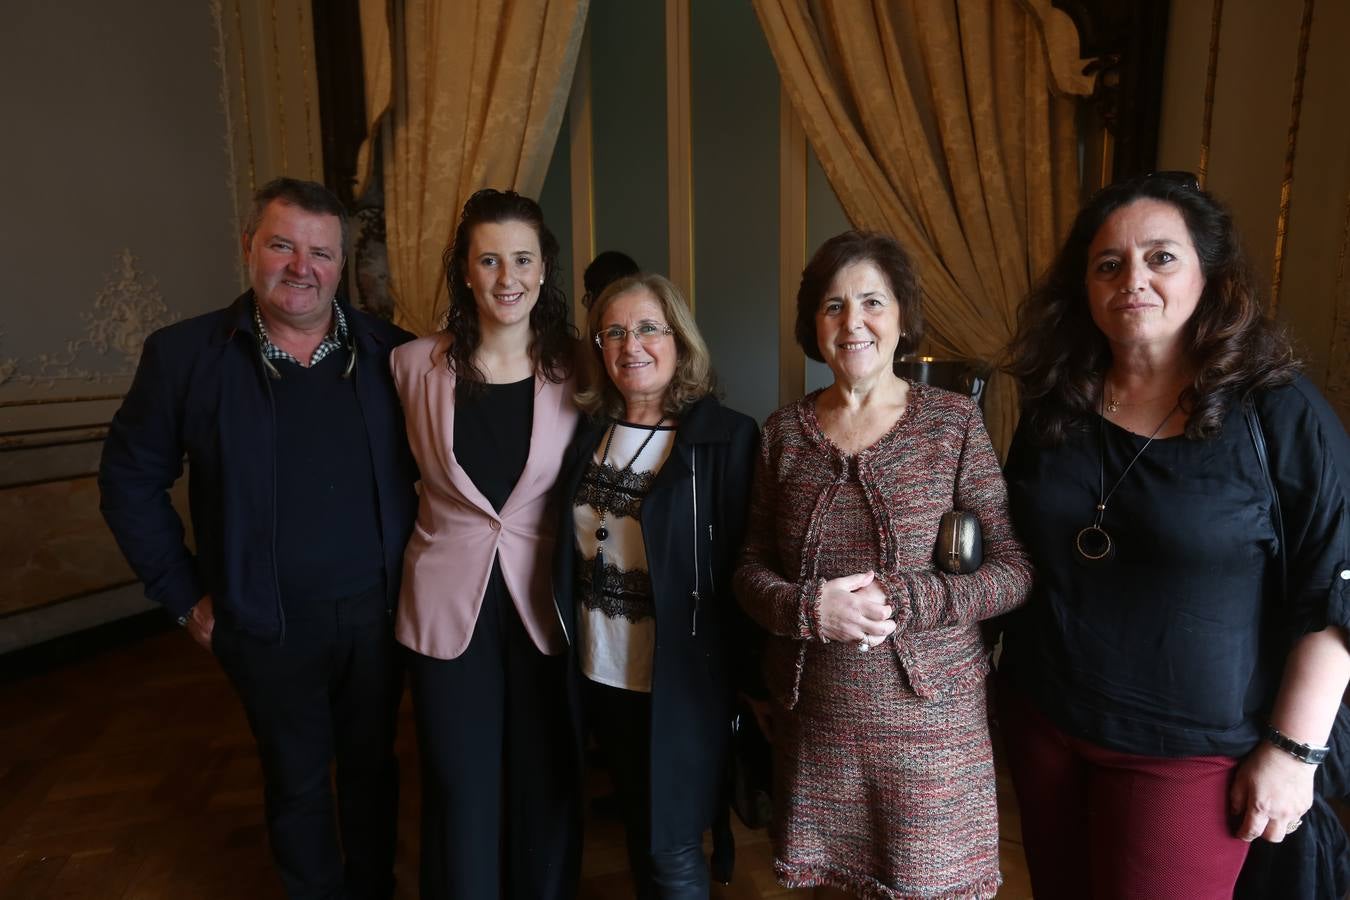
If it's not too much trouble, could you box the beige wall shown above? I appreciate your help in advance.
[1158,0,1350,423]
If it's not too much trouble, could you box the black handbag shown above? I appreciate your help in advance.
[728,698,773,829]
[935,509,982,574]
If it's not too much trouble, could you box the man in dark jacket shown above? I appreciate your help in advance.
[99,177,417,900]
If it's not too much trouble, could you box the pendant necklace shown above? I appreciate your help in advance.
[1074,398,1180,563]
[591,412,664,564]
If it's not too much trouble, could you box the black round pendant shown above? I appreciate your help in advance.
[595,526,609,541]
[1074,524,1113,562]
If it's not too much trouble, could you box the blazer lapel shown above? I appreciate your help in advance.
[500,375,569,518]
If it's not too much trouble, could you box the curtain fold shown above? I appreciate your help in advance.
[359,0,589,335]
[753,0,1083,454]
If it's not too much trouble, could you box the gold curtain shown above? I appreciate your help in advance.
[359,0,590,335]
[752,0,1083,453]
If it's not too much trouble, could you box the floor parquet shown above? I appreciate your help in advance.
[0,626,1032,898]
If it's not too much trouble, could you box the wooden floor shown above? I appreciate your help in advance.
[0,623,1032,899]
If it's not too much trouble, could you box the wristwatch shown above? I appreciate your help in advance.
[1265,726,1330,765]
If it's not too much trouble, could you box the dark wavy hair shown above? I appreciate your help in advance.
[1005,174,1298,444]
[795,230,924,363]
[441,189,573,387]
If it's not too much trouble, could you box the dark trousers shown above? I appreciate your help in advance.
[407,581,579,900]
[212,583,402,900]
[586,680,710,900]
[998,682,1250,900]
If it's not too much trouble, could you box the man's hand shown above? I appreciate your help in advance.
[184,595,216,651]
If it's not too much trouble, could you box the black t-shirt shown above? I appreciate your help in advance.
[1000,376,1350,758]
[453,376,534,512]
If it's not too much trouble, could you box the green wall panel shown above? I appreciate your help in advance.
[690,0,780,422]
[590,0,669,277]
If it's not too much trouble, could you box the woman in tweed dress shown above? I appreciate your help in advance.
[735,231,1032,899]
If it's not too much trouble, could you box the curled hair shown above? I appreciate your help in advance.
[245,177,348,252]
[574,274,716,419]
[795,231,923,363]
[1005,175,1298,444]
[441,189,573,388]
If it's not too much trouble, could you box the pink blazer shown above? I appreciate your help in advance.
[390,334,578,660]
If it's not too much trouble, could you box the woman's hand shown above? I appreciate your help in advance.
[1229,741,1317,842]
[816,571,897,647]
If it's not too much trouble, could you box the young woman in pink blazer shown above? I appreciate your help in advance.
[390,189,579,899]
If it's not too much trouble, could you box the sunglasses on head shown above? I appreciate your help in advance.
[1091,170,1201,201]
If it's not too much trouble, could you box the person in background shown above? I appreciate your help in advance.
[581,250,639,309]
[554,273,757,898]
[100,177,417,899]
[390,189,579,899]
[1000,171,1350,899]
[735,230,1032,898]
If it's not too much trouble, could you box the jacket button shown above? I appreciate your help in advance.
[490,521,501,531]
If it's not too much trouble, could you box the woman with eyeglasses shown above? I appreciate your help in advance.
[552,273,758,898]
[735,231,1033,899]
[390,189,580,899]
[1000,172,1350,898]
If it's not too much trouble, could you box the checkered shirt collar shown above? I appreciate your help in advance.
[252,298,349,367]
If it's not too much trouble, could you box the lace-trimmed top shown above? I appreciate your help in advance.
[572,421,676,692]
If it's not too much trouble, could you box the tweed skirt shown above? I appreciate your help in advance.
[771,640,1001,899]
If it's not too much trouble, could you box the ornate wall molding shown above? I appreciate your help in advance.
[0,250,177,389]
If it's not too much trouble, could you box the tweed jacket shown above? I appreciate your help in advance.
[735,383,1033,708]
[391,333,579,660]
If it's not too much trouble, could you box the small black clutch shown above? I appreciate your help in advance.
[935,510,982,574]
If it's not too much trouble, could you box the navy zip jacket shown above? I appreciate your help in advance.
[99,291,418,641]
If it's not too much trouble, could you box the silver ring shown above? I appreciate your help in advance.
[857,638,871,653]
[1287,818,1304,833]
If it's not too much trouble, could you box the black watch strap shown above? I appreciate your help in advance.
[1265,726,1330,765]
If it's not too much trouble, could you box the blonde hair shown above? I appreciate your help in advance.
[574,273,716,418]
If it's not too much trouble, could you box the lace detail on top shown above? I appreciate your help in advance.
[579,559,654,622]
[576,459,655,521]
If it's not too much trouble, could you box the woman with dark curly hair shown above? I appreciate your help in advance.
[736,231,1032,898]
[1000,172,1350,899]
[390,189,579,899]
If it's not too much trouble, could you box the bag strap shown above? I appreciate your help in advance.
[1244,398,1287,603]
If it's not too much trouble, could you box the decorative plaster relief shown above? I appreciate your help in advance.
[1,249,177,389]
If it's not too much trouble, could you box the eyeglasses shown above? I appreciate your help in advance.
[594,322,674,348]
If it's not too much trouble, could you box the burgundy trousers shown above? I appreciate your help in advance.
[997,682,1251,900]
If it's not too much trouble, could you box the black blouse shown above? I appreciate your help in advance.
[1000,376,1350,758]
[453,376,535,513]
